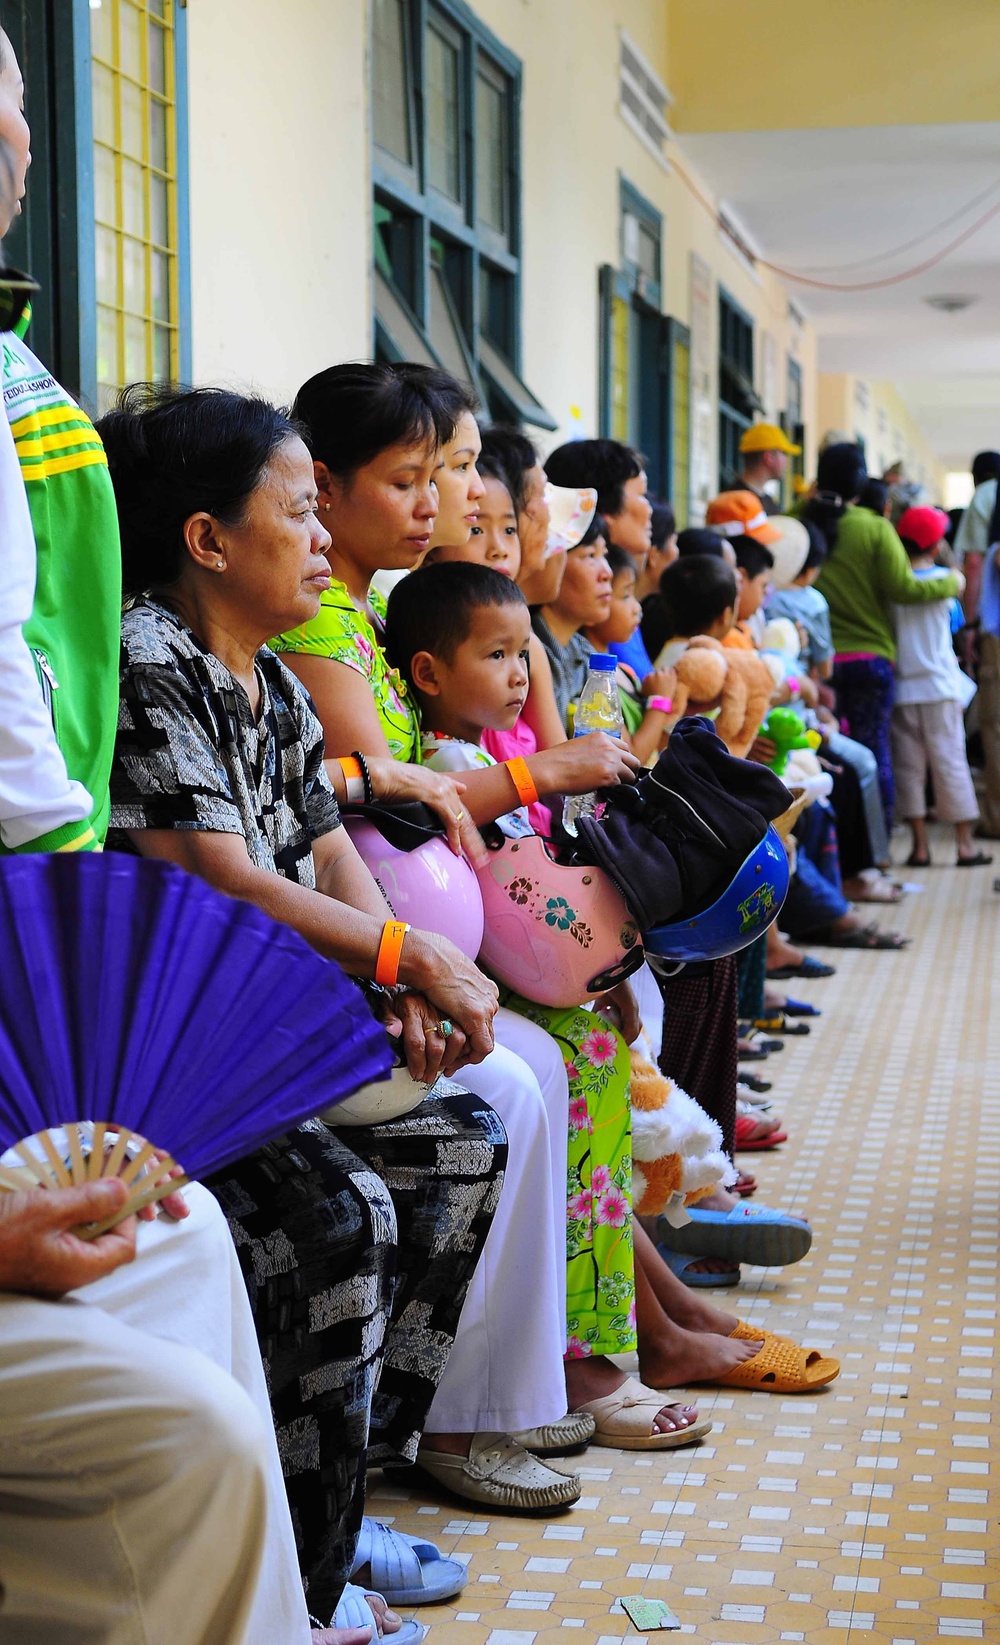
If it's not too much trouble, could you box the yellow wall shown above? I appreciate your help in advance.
[468,0,818,487]
[183,0,819,506]
[185,0,370,401]
[667,0,1000,132]
[817,374,947,500]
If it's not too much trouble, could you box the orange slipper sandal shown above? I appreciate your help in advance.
[712,1322,840,1393]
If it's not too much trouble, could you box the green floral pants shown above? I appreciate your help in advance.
[500,993,637,1358]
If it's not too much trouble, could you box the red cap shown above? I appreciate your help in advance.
[896,505,949,553]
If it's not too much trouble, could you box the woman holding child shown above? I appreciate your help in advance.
[276,362,721,1449]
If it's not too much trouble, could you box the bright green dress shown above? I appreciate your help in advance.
[501,991,637,1358]
[272,578,421,763]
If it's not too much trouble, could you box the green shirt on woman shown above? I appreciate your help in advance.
[272,577,421,763]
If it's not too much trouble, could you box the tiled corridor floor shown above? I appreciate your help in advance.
[370,836,998,1645]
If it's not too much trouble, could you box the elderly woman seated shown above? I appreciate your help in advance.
[96,385,581,1635]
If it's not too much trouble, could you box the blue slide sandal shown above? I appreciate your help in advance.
[351,1516,467,1606]
[659,1202,812,1267]
[658,1244,741,1288]
[331,1582,427,1643]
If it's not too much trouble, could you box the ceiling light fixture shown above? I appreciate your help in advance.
[924,294,978,313]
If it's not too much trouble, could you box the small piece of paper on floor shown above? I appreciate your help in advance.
[620,1595,681,1630]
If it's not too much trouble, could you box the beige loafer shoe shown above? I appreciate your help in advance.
[416,1432,581,1511]
[575,1376,713,1451]
[512,1410,596,1457]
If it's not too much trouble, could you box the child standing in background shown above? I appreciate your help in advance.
[890,506,988,868]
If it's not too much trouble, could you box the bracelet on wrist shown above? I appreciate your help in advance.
[337,756,365,803]
[645,694,673,715]
[375,919,410,987]
[352,749,375,804]
[504,755,540,807]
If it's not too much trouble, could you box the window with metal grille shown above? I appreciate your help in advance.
[718,287,759,488]
[91,0,181,412]
[370,0,555,430]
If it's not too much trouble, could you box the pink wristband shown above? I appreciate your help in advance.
[646,695,673,714]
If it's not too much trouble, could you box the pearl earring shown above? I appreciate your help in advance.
[323,502,331,512]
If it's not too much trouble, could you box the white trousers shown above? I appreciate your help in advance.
[0,1186,311,1645]
[424,1008,569,1433]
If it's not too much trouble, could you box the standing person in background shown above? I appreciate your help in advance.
[0,29,119,856]
[727,423,801,515]
[954,449,1000,840]
[890,506,988,868]
[807,443,963,833]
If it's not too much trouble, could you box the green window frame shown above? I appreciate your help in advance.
[0,0,190,410]
[718,286,759,490]
[600,178,692,515]
[370,0,555,429]
[780,356,805,507]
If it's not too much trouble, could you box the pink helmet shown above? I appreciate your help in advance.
[475,834,643,1007]
[344,811,485,960]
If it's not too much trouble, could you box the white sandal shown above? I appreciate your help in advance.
[574,1376,713,1451]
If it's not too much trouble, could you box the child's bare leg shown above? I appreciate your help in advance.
[907,816,929,862]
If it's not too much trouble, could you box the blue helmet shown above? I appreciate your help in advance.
[642,825,789,966]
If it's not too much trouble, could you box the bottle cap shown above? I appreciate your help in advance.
[588,653,618,672]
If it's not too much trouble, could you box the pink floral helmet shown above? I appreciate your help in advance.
[475,835,644,1007]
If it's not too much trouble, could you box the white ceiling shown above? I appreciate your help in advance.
[679,122,1000,469]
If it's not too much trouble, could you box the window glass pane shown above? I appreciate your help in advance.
[123,236,144,313]
[92,63,115,145]
[637,221,659,282]
[151,249,170,320]
[372,0,412,166]
[152,323,171,381]
[96,306,120,406]
[475,64,506,234]
[125,313,147,381]
[148,20,167,94]
[94,144,116,225]
[149,175,169,246]
[96,225,119,307]
[428,256,472,382]
[479,260,513,355]
[149,98,168,172]
[426,23,461,201]
[121,157,144,236]
[374,196,418,308]
[121,79,144,161]
[91,0,113,62]
[118,1,142,80]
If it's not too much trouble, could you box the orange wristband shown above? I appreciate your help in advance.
[337,756,363,781]
[375,919,410,987]
[505,756,539,808]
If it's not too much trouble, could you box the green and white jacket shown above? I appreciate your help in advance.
[0,282,121,852]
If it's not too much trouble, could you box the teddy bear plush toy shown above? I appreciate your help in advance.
[629,1047,735,1216]
[667,636,774,758]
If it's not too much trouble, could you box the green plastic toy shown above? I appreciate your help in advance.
[761,707,822,776]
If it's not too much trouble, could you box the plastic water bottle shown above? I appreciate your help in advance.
[563,653,625,836]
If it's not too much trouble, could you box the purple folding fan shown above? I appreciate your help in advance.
[0,853,393,1231]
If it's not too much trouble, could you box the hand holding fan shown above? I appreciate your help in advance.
[0,853,393,1235]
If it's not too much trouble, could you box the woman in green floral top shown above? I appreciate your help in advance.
[281,368,721,1447]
